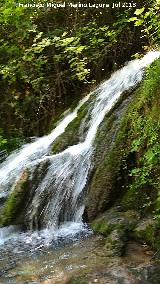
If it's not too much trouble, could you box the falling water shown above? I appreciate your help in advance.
[0,51,160,244]
[0,94,89,199]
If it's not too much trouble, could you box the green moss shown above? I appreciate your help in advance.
[87,96,131,220]
[119,59,160,214]
[131,218,160,253]
[91,209,139,236]
[51,98,92,154]
[121,185,155,214]
[92,221,111,236]
[48,109,71,133]
[91,209,139,257]
[133,220,155,244]
[87,58,160,222]
[0,169,30,226]
[48,92,89,134]
[104,229,126,256]
[121,188,138,211]
[87,58,160,254]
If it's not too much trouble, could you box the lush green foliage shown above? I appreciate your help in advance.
[0,0,159,147]
[128,1,160,47]
[110,59,160,217]
[0,129,7,149]
[0,127,24,156]
[130,62,160,169]
[127,59,160,214]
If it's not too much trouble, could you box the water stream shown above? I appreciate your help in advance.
[0,51,160,248]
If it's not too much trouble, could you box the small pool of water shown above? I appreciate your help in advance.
[1,221,160,284]
[0,228,160,284]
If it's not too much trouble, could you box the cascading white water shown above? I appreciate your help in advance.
[0,94,89,199]
[0,51,160,243]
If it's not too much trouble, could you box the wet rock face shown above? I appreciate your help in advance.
[91,207,160,259]
[86,59,160,226]
[86,93,133,221]
[0,169,30,226]
[86,59,160,259]
[0,159,50,228]
[51,98,93,155]
[133,218,155,244]
[91,208,140,257]
[21,159,51,230]
[132,218,160,254]
[91,208,139,236]
[0,194,7,208]
[104,229,126,257]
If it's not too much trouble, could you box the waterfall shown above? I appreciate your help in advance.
[0,51,160,242]
[0,94,89,199]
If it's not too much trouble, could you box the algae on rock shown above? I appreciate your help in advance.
[86,92,134,221]
[88,58,160,253]
[91,207,139,256]
[0,169,30,226]
[51,98,93,154]
[0,159,50,228]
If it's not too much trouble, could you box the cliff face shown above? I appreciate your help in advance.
[87,58,160,254]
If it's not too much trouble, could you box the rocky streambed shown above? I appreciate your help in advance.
[0,231,160,284]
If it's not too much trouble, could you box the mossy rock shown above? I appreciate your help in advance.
[28,159,50,192]
[48,90,88,134]
[91,208,139,236]
[131,218,160,252]
[87,59,160,222]
[48,108,71,134]
[21,159,51,229]
[132,218,155,244]
[51,97,93,154]
[91,208,139,257]
[86,90,135,221]
[104,229,126,257]
[120,185,157,214]
[0,169,30,226]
